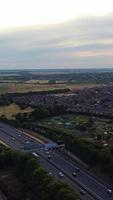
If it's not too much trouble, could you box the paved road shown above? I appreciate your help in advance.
[0,122,40,150]
[40,155,92,200]
[39,149,113,200]
[0,191,7,200]
[0,122,113,200]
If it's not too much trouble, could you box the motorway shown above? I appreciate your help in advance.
[0,122,41,150]
[40,154,92,200]
[0,122,113,200]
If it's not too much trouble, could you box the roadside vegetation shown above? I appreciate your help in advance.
[3,105,113,184]
[0,144,81,200]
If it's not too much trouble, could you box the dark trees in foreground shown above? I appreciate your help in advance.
[0,146,81,200]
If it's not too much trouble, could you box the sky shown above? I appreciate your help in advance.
[0,0,113,69]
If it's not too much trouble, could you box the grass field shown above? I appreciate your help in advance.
[26,80,67,84]
[0,104,33,119]
[0,82,100,94]
[38,114,113,144]
[38,114,91,138]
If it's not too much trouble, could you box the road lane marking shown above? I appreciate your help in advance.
[39,151,104,200]
[53,152,111,191]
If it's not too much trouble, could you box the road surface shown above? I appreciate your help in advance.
[0,122,113,200]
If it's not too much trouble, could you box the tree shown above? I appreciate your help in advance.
[48,80,56,84]
[97,134,102,141]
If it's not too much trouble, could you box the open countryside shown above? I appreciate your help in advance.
[0,0,113,198]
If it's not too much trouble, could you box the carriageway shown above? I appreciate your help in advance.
[25,142,65,152]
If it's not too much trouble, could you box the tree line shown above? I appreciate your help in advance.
[0,145,81,200]
[31,124,113,183]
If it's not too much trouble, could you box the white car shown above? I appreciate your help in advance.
[59,172,64,177]
[79,189,86,195]
[32,152,40,160]
[26,140,29,144]
[75,167,80,172]
[72,172,77,177]
[47,154,51,159]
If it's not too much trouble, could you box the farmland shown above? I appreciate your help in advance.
[1,69,113,186]
[0,82,99,94]
[0,104,33,119]
[0,69,111,94]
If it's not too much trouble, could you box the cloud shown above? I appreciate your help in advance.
[0,14,113,69]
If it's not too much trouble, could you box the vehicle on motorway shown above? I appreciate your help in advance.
[75,167,80,172]
[59,172,64,177]
[32,152,40,160]
[72,172,77,177]
[79,189,86,195]
[26,140,29,144]
[49,172,52,175]
[11,137,15,140]
[106,189,112,195]
[47,154,51,159]
[18,134,21,137]
[46,151,50,155]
